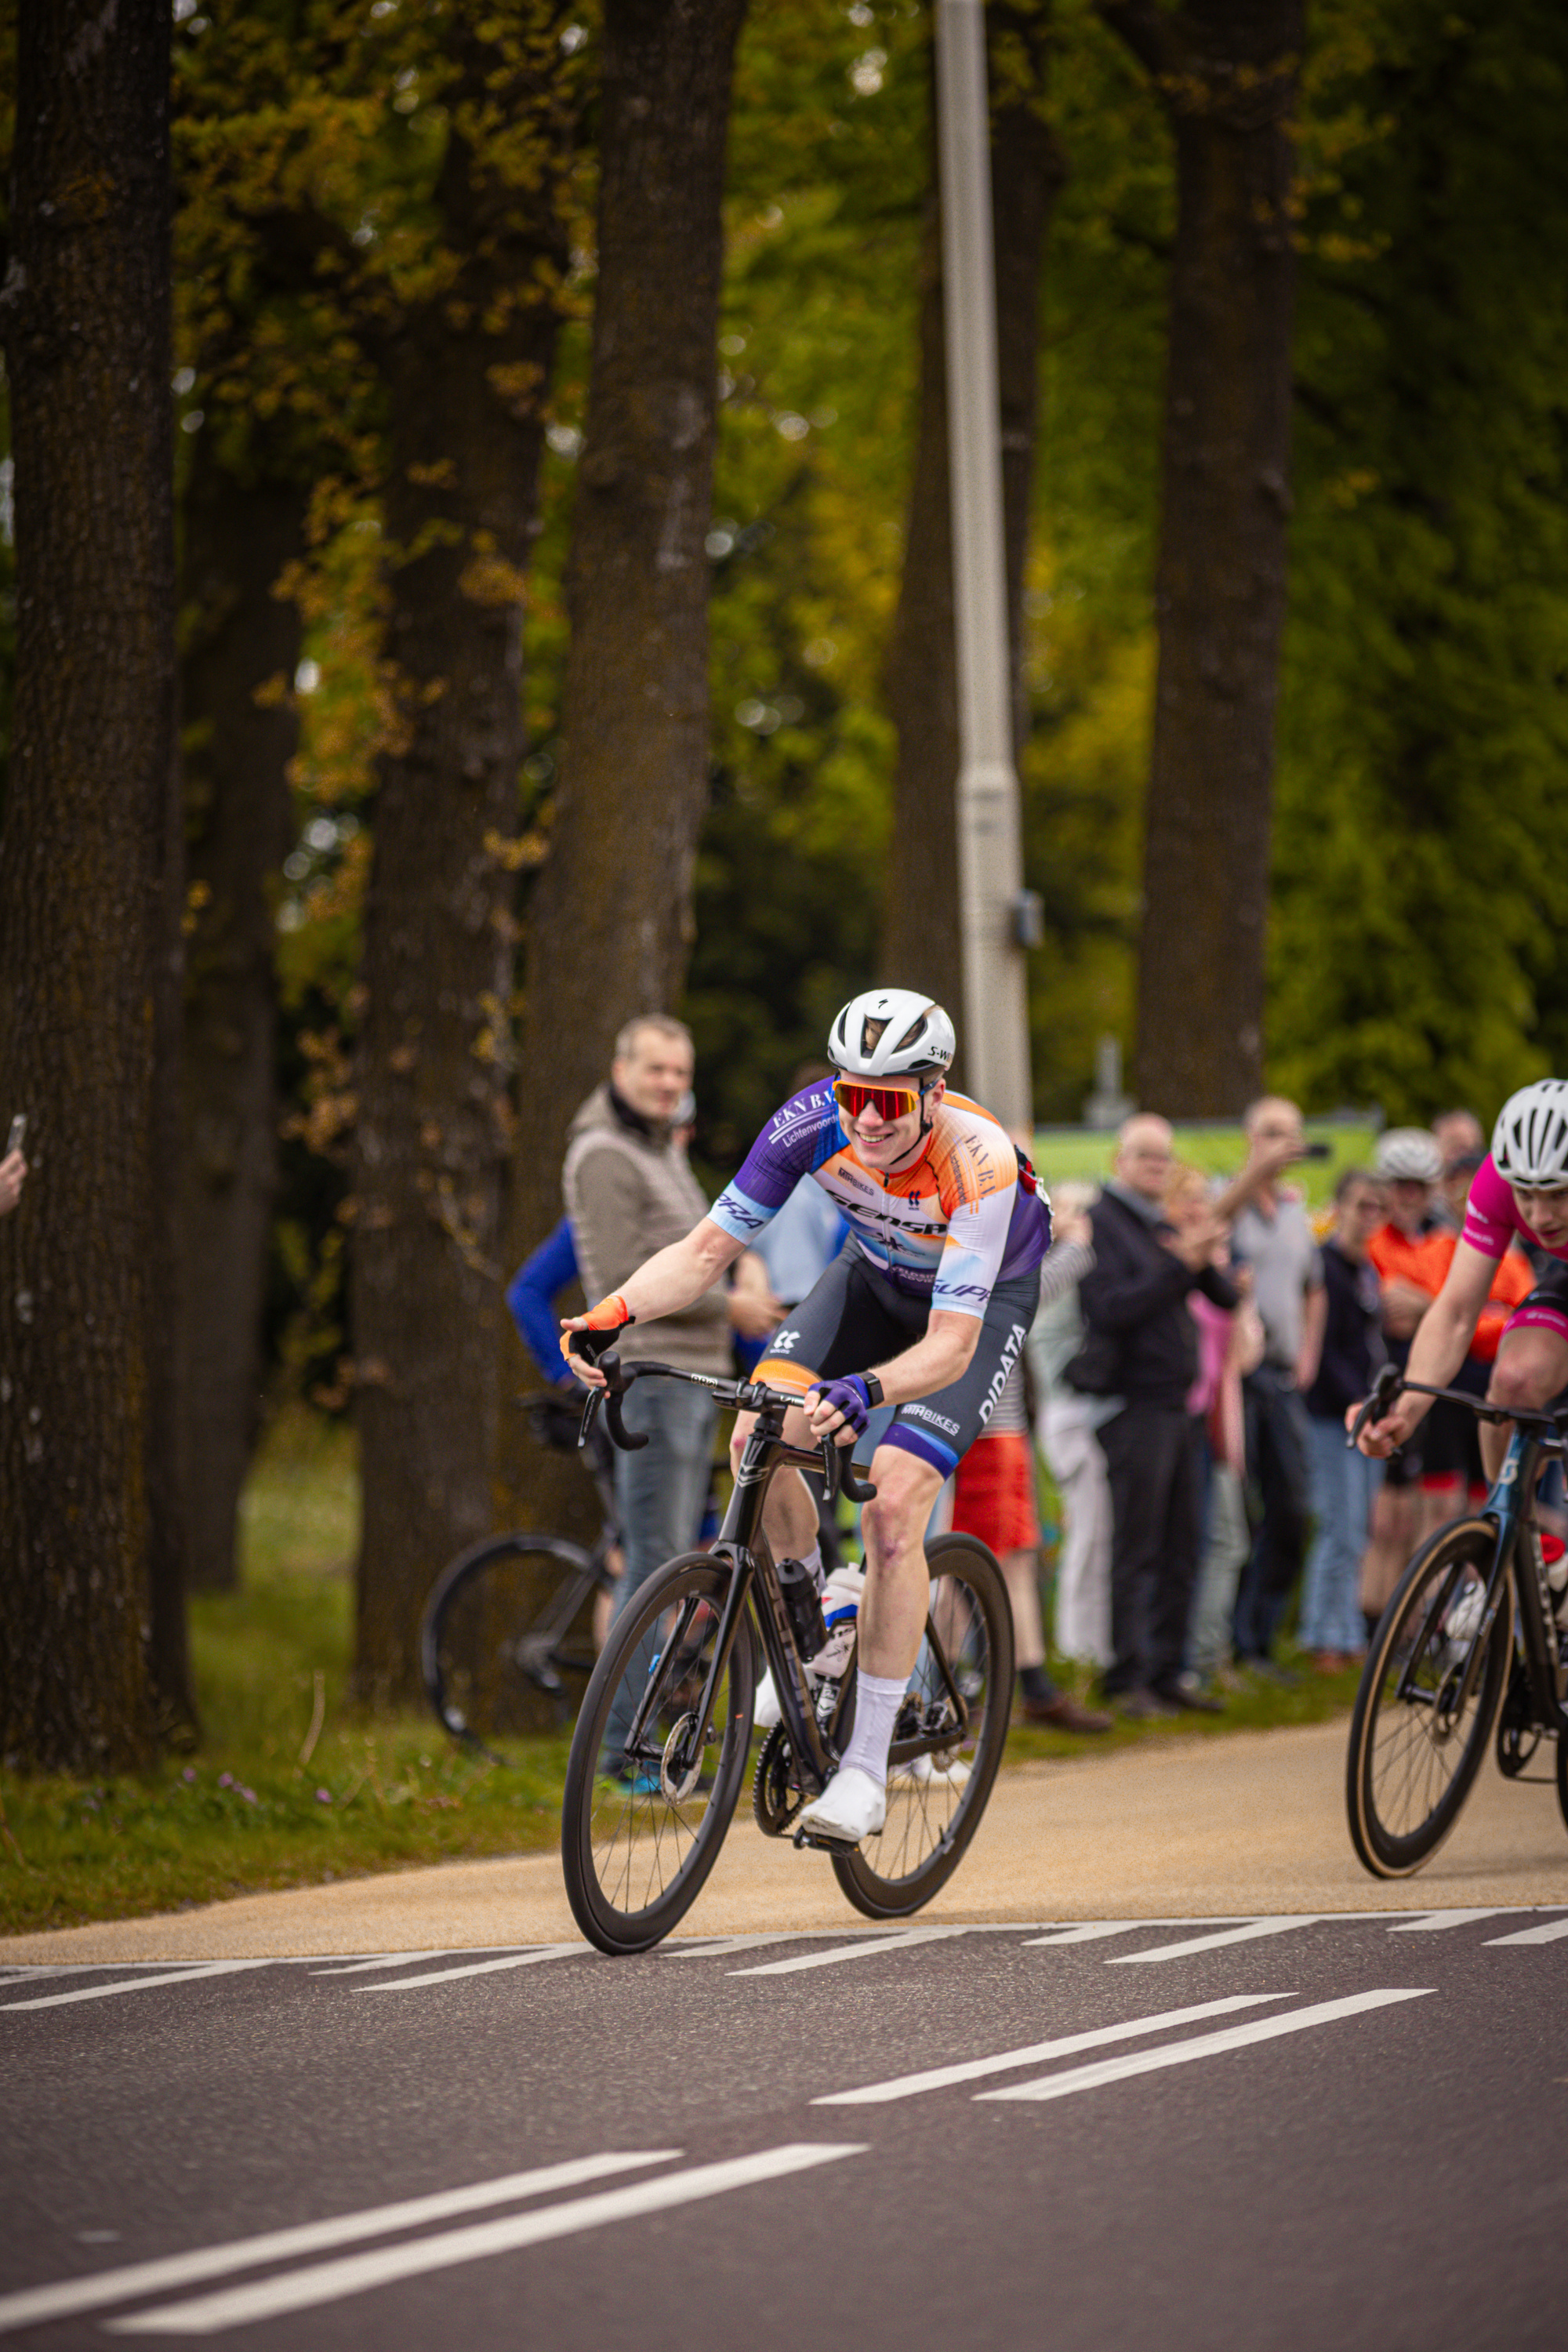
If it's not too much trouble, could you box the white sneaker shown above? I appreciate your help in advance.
[794,1764,885,1846]
[754,1669,782,1730]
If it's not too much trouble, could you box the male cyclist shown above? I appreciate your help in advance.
[1356,1080,1568,1479]
[563,987,1051,1846]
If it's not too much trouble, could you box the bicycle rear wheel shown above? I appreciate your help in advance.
[833,1533,1014,1920]
[422,1533,604,1755]
[562,1553,756,1955]
[1346,1517,1510,1878]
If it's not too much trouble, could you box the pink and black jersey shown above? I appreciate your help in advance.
[709,1080,1050,1319]
[1461,1152,1568,1265]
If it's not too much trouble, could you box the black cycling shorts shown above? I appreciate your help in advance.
[753,1241,1041,1481]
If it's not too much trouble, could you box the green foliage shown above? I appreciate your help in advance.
[1272,0,1568,1122]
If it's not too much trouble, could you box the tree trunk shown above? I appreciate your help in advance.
[505,0,748,1539]
[0,0,179,1771]
[880,5,1064,1079]
[352,24,573,1704]
[179,447,302,1593]
[1100,0,1302,1116]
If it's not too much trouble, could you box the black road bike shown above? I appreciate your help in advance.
[421,1395,622,1756]
[560,1337,1014,1955]
[1346,1364,1568,1877]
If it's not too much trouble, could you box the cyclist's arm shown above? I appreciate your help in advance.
[561,1216,746,1377]
[1356,1240,1496,1455]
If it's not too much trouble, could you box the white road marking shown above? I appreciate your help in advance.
[1484,1915,1568,1946]
[0,1961,272,2014]
[812,1994,1290,2106]
[1020,1922,1146,1946]
[730,1927,970,1976]
[978,1988,1434,2103]
[357,1944,583,1991]
[1387,1910,1515,1933]
[310,1953,445,1977]
[662,1935,795,1961]
[1108,1917,1320,1965]
[0,2153,677,2336]
[107,2143,867,2335]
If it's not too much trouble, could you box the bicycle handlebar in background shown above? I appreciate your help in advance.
[1346,1362,1403,1450]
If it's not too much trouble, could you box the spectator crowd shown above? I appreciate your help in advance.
[505,1009,1537,1735]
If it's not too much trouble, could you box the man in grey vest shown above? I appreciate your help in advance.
[563,1014,773,1638]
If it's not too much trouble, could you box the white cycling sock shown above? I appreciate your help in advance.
[800,1542,824,1591]
[838,1670,908,1788]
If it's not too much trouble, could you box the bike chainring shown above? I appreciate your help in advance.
[752,1724,805,1836]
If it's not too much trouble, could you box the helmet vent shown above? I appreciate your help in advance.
[894,1013,929,1052]
[860,1015,889,1057]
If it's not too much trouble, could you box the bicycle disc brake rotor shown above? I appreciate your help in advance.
[659,1714,705,1803]
[753,1725,805,1835]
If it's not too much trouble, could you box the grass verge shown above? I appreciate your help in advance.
[1,1411,1362,1938]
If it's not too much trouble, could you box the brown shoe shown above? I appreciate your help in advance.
[1022,1690,1115,1733]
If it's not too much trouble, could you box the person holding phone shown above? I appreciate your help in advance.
[1,1116,27,1218]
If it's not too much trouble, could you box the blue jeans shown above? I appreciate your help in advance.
[1299,1412,1382,1653]
[604,1375,718,1770]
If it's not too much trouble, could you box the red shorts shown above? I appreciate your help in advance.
[949,1429,1040,1555]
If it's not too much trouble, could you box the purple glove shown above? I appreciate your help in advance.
[808,1374,876,1437]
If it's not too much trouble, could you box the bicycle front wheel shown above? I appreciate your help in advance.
[1347,1517,1510,1878]
[422,1533,604,1755]
[562,1553,756,1955]
[834,1533,1014,1920]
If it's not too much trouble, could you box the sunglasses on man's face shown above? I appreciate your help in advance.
[833,1077,923,1123]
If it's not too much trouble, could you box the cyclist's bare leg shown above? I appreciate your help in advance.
[1479,1323,1568,1479]
[858,1444,944,1678]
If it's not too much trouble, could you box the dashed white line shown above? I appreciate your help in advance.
[1108,1918,1320,1965]
[812,1994,1290,2106]
[662,1935,796,1962]
[0,2153,677,2336]
[730,1927,970,1976]
[977,1988,1434,2103]
[0,1962,273,2014]
[310,1953,445,1977]
[1020,1922,1146,1947]
[1387,1910,1514,1933]
[1484,1915,1568,1947]
[106,2144,867,2334]
[357,1944,583,1991]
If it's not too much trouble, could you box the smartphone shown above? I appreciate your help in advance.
[5,1115,24,1160]
[1300,1140,1332,1160]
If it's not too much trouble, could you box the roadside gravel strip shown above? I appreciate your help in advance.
[5,1719,1564,1965]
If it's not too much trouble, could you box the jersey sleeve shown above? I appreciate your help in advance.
[709,1087,832,1246]
[928,1118,1021,1318]
[1459,1155,1516,1262]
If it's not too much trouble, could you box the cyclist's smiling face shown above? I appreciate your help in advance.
[1512,1184,1568,1247]
[843,1078,942,1167]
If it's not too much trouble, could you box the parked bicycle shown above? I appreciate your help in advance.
[560,1335,1014,1955]
[1345,1363,1568,1876]
[420,1394,623,1757]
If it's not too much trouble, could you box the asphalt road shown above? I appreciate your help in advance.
[5,1907,1568,2350]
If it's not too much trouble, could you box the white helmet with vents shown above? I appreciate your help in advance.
[827,989,956,1080]
[1374,1127,1443,1183]
[1491,1080,1568,1189]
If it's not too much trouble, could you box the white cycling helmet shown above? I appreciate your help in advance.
[1374,1127,1443,1183]
[827,989,956,1080]
[1492,1079,1568,1189]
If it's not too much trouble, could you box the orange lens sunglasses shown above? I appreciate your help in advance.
[832,1077,922,1122]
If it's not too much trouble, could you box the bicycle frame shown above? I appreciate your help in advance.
[1362,1376,1568,1735]
[584,1359,972,1813]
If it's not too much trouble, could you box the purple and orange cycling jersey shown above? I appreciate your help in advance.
[1461,1153,1568,1266]
[708,1080,1050,1318]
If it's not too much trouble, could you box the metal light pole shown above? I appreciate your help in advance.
[935,0,1033,1132]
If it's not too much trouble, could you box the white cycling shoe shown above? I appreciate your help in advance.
[754,1670,782,1730]
[795,1765,885,1846]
